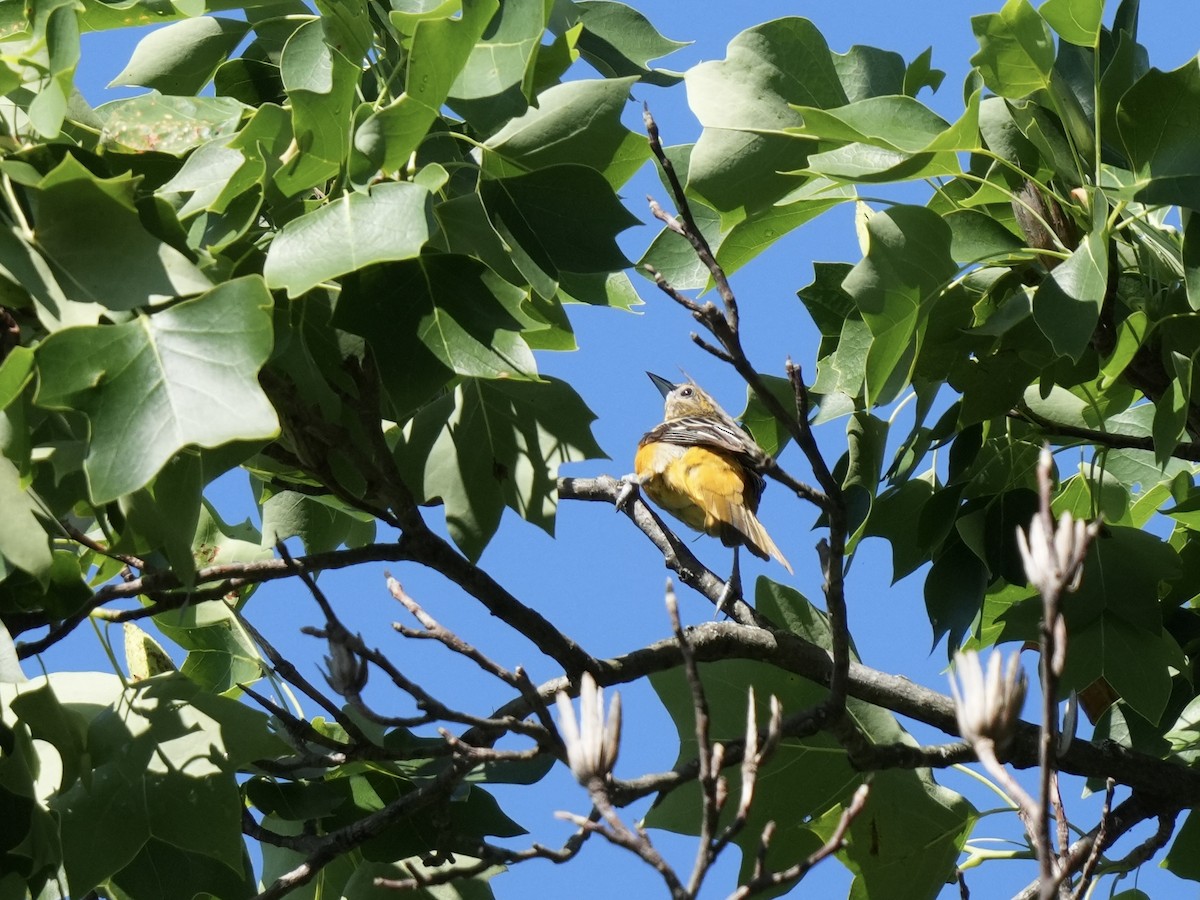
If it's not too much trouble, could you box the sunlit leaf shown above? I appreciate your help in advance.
[264,181,432,297]
[34,278,279,503]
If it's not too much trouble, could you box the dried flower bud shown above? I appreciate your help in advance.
[1016,508,1097,597]
[949,650,1027,751]
[555,672,621,783]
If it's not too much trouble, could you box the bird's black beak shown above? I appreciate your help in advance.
[647,372,676,398]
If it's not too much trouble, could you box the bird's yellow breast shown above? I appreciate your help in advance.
[634,442,755,537]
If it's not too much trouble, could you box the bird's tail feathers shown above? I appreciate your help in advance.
[728,506,792,574]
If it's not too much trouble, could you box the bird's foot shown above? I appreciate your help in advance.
[714,549,743,620]
[713,579,742,620]
[614,474,641,512]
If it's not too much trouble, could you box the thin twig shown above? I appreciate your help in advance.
[1071,778,1114,900]
[728,782,870,899]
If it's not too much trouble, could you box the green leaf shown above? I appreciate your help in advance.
[1152,350,1194,465]
[264,181,432,298]
[1184,214,1200,310]
[116,452,204,583]
[98,93,248,155]
[1063,615,1171,724]
[110,837,253,900]
[335,255,538,417]
[1165,809,1200,882]
[945,209,1027,263]
[865,478,937,581]
[354,0,497,176]
[1032,227,1108,361]
[842,411,888,550]
[791,92,980,154]
[686,18,847,218]
[569,0,687,86]
[904,46,946,97]
[31,155,211,310]
[261,489,376,554]
[483,76,648,187]
[1117,60,1200,210]
[26,0,80,138]
[276,17,360,196]
[0,346,34,413]
[110,17,251,94]
[714,179,855,276]
[479,164,636,286]
[841,774,975,900]
[43,673,284,894]
[447,0,548,132]
[0,455,51,579]
[738,375,796,458]
[34,277,279,503]
[153,578,266,695]
[1099,309,1148,386]
[925,537,988,650]
[1039,0,1103,46]
[970,0,1055,98]
[1054,527,1179,719]
[392,378,605,561]
[842,206,957,405]
[833,44,906,103]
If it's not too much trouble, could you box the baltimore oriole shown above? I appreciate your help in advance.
[632,373,791,609]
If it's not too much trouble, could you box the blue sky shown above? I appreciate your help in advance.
[57,3,1200,898]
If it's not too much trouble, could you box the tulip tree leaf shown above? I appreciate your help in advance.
[354,0,497,175]
[31,155,211,310]
[0,455,52,579]
[392,377,605,561]
[264,181,431,297]
[1117,61,1200,211]
[842,205,956,405]
[685,18,847,217]
[34,277,279,503]
[110,17,251,94]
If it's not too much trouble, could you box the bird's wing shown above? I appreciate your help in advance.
[644,416,755,457]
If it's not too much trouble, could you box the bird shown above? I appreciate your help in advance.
[631,372,791,614]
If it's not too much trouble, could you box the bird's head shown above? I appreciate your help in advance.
[647,372,722,420]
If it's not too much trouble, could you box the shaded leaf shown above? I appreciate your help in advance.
[483,76,647,187]
[0,455,51,579]
[31,155,211,310]
[392,378,605,560]
[1118,60,1200,210]
[111,17,251,94]
[842,206,956,405]
[335,255,538,418]
[479,164,636,285]
[1032,227,1108,361]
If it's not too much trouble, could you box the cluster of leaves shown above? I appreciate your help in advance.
[0,0,678,896]
[2,0,1200,897]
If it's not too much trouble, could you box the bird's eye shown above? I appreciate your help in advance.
[679,387,693,398]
